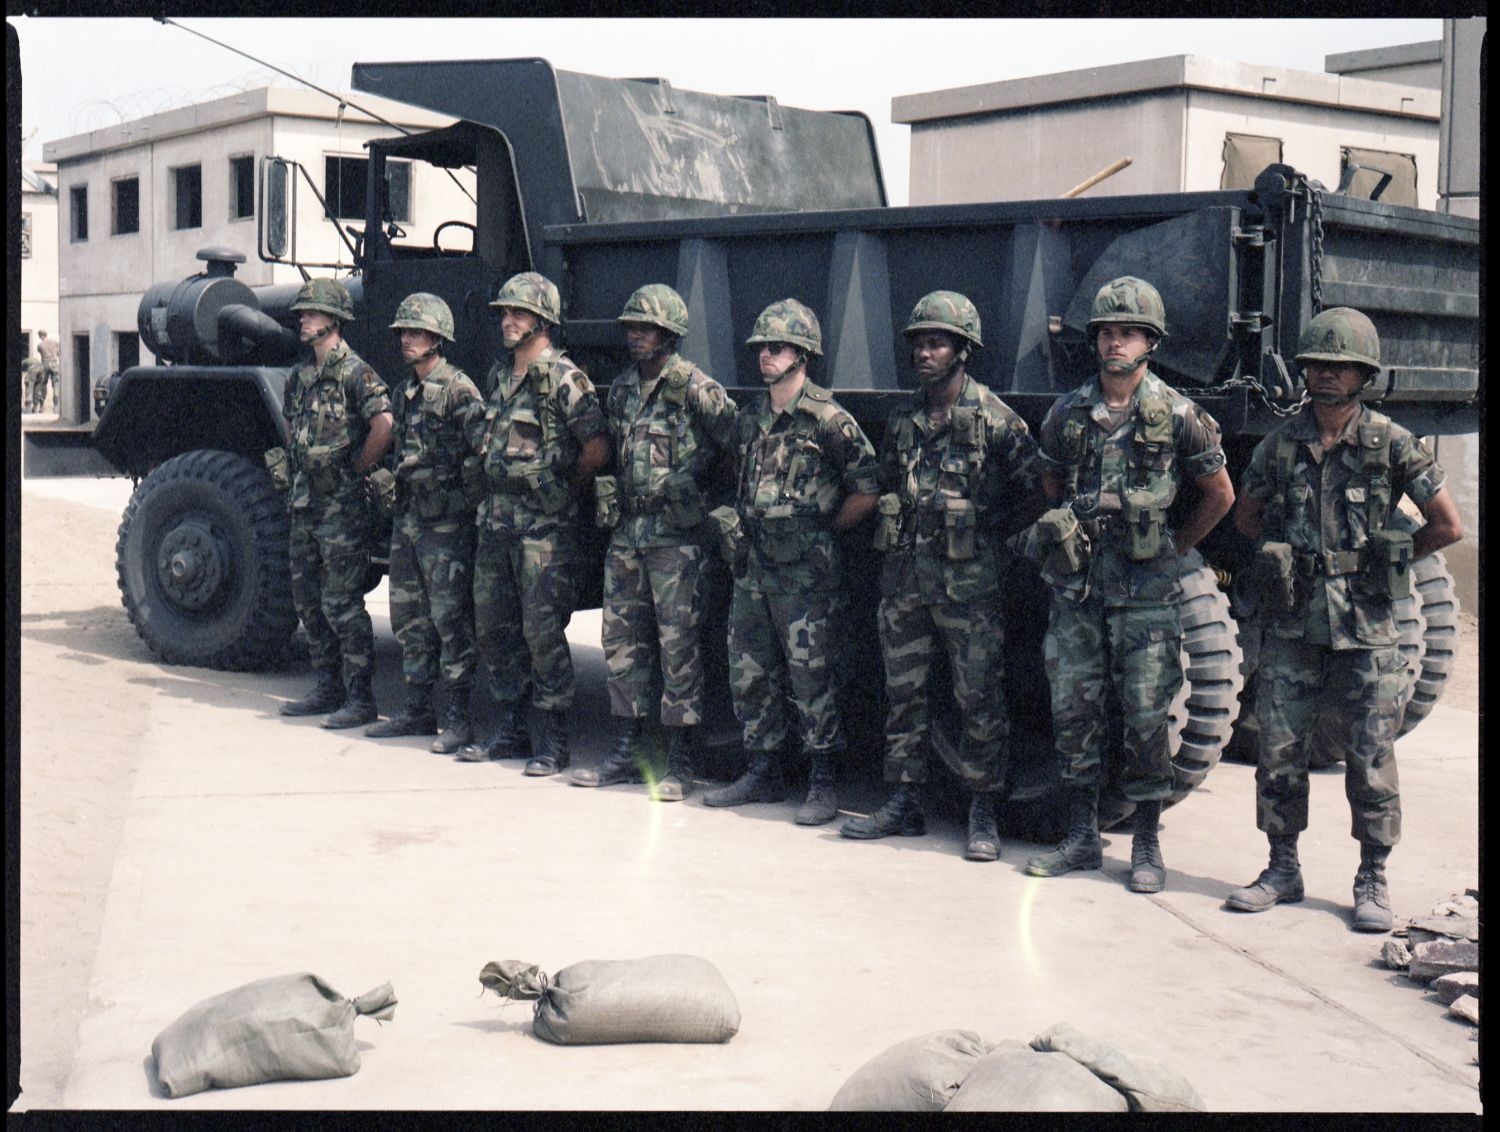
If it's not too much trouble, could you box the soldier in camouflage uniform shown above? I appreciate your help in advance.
[1225,307,1461,932]
[36,330,60,412]
[840,292,1047,859]
[703,300,879,823]
[363,293,486,753]
[569,284,737,800]
[1025,276,1234,890]
[276,278,394,729]
[458,272,609,775]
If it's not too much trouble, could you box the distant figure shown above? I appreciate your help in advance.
[23,355,46,413]
[36,330,60,413]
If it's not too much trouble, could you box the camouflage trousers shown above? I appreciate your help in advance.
[878,589,1008,791]
[1045,594,1182,800]
[727,581,845,756]
[602,542,707,726]
[473,524,577,712]
[1254,635,1402,846]
[388,512,477,691]
[289,504,375,682]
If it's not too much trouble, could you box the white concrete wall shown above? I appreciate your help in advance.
[21,175,60,355]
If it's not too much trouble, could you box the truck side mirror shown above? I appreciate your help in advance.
[262,158,292,261]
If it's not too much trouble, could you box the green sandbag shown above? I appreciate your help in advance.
[828,1029,994,1111]
[151,973,396,1098]
[945,1041,1130,1112]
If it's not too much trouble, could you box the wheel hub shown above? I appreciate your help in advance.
[156,520,228,610]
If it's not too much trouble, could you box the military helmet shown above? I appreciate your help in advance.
[746,299,823,356]
[1295,307,1381,372]
[389,292,455,342]
[618,284,689,337]
[490,272,561,325]
[290,277,356,322]
[904,290,983,347]
[1087,275,1168,339]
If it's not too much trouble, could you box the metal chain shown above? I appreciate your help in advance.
[1307,179,1325,315]
[1193,374,1309,419]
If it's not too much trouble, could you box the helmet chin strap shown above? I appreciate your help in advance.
[1097,332,1156,376]
[505,317,548,351]
[765,352,807,385]
[304,321,338,346]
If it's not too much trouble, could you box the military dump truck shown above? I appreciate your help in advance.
[91,58,1477,834]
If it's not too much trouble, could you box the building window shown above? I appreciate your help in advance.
[113,177,140,235]
[1340,147,1418,207]
[1221,132,1283,190]
[71,184,89,242]
[324,155,411,222]
[21,212,32,257]
[230,155,255,220]
[173,164,203,230]
[115,331,141,372]
[74,333,91,390]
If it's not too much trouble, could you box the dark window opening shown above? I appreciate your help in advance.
[22,212,33,257]
[230,156,255,220]
[173,164,203,230]
[115,331,140,372]
[70,185,89,241]
[113,177,140,235]
[324,155,411,222]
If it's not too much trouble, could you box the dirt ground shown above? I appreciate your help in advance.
[13,476,1481,1111]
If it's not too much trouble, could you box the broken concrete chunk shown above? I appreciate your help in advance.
[1381,939,1411,970]
[1408,940,1480,984]
[1434,895,1478,918]
[1431,971,1479,1006]
[1407,914,1479,941]
[1449,995,1479,1025]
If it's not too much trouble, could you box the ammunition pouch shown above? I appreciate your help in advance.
[368,467,398,519]
[1253,541,1299,617]
[1122,490,1166,560]
[943,498,977,561]
[873,493,903,553]
[756,504,808,564]
[528,466,572,514]
[301,443,350,495]
[710,505,748,570]
[263,447,291,493]
[1035,506,1090,579]
[662,473,707,531]
[401,466,457,522]
[594,475,621,530]
[1362,529,1413,600]
[460,454,486,508]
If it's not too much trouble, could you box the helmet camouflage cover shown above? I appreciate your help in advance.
[290,277,356,322]
[746,298,823,356]
[389,292,455,342]
[618,283,690,337]
[904,290,983,347]
[1295,307,1381,372]
[490,272,561,325]
[1087,275,1168,338]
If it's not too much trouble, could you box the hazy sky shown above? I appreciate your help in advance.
[11,16,1445,205]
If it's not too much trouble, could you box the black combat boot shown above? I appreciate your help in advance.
[430,687,474,754]
[840,782,926,839]
[523,710,570,776]
[964,792,1000,862]
[322,672,378,730]
[1351,842,1394,933]
[457,701,532,762]
[365,683,438,738]
[1223,834,1304,912]
[280,667,345,717]
[654,725,700,802]
[571,717,647,787]
[1128,799,1166,893]
[702,747,783,808]
[794,749,839,826]
[1024,785,1103,876]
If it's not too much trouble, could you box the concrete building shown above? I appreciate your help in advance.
[19,162,60,381]
[41,87,470,424]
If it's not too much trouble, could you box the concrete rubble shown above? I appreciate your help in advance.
[1379,889,1480,1043]
[1432,972,1480,1006]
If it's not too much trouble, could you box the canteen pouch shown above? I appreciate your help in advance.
[943,498,977,561]
[263,447,291,493]
[460,454,486,508]
[873,493,903,553]
[402,467,449,521]
[1364,528,1413,600]
[528,466,572,514]
[368,467,399,519]
[1036,506,1089,577]
[301,444,348,494]
[710,505,747,569]
[1122,490,1165,560]
[758,504,804,564]
[663,474,706,531]
[594,475,621,530]
[1254,540,1298,616]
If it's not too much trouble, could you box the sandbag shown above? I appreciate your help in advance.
[1030,1022,1204,1112]
[829,1029,994,1111]
[480,954,740,1045]
[151,973,396,1098]
[944,1041,1129,1112]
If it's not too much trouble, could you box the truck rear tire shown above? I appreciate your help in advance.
[1399,550,1460,735]
[116,449,296,670]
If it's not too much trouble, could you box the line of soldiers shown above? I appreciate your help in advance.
[22,329,61,413]
[266,271,1460,935]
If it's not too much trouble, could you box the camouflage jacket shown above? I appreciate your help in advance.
[1039,369,1225,605]
[282,341,391,513]
[1242,404,1444,648]
[731,380,878,595]
[878,375,1046,604]
[391,358,484,528]
[37,337,60,366]
[605,353,737,549]
[472,345,606,538]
